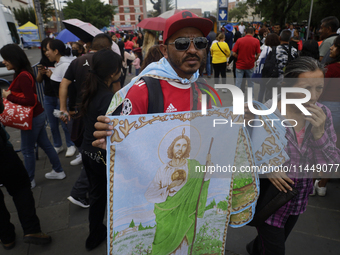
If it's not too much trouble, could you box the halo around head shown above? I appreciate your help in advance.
[158,125,201,164]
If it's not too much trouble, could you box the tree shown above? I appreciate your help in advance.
[39,0,55,25]
[228,2,248,22]
[217,200,228,211]
[205,198,216,211]
[13,6,36,26]
[129,219,135,228]
[247,0,304,26]
[246,0,340,28]
[311,0,340,28]
[149,0,174,17]
[63,0,116,29]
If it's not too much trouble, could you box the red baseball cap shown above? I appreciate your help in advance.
[163,10,213,43]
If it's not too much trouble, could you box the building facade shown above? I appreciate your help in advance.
[1,0,28,11]
[109,0,144,30]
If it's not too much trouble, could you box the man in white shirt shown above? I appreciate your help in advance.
[238,21,246,35]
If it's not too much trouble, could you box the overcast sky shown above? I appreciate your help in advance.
[146,0,218,12]
[101,0,237,13]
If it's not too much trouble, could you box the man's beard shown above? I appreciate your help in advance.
[174,151,184,159]
[168,52,201,75]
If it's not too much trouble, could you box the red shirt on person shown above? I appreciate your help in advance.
[124,41,134,50]
[7,71,44,117]
[232,34,261,70]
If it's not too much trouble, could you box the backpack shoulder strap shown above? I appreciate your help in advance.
[288,44,292,62]
[141,76,164,114]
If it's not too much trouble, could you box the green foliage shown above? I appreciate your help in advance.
[228,2,248,22]
[190,221,223,254]
[129,219,135,228]
[205,198,216,211]
[113,230,119,239]
[247,0,340,27]
[217,200,228,211]
[63,0,116,28]
[233,177,253,190]
[246,0,298,26]
[311,0,340,28]
[13,6,36,26]
[39,0,55,24]
[138,223,154,231]
[131,242,152,255]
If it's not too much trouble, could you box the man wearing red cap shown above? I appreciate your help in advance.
[93,10,213,140]
[117,10,213,115]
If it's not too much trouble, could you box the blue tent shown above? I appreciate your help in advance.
[100,26,109,32]
[56,29,80,43]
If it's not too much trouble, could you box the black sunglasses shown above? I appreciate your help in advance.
[168,37,208,51]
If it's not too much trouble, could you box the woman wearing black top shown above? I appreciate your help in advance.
[79,49,122,251]
[36,38,76,158]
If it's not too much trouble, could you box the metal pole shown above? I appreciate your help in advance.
[175,0,177,10]
[32,0,45,40]
[58,0,65,30]
[53,0,61,33]
[306,0,313,40]
[161,0,166,13]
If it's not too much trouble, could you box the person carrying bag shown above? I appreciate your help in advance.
[0,44,66,188]
[210,33,230,87]
[0,71,37,130]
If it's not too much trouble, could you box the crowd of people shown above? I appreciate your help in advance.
[0,10,339,254]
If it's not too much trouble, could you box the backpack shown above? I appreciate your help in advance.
[262,46,279,79]
[141,76,210,113]
[262,45,293,79]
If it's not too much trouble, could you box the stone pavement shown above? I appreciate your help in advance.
[1,74,340,255]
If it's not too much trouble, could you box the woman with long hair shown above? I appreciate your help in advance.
[1,44,65,188]
[80,49,122,251]
[142,30,156,58]
[247,57,340,255]
[140,45,163,72]
[136,31,144,47]
[36,38,76,161]
[313,35,340,196]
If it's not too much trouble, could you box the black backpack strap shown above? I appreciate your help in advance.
[288,44,292,62]
[282,44,292,62]
[141,76,164,113]
[142,76,209,113]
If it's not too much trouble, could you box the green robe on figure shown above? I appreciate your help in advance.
[151,159,210,255]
